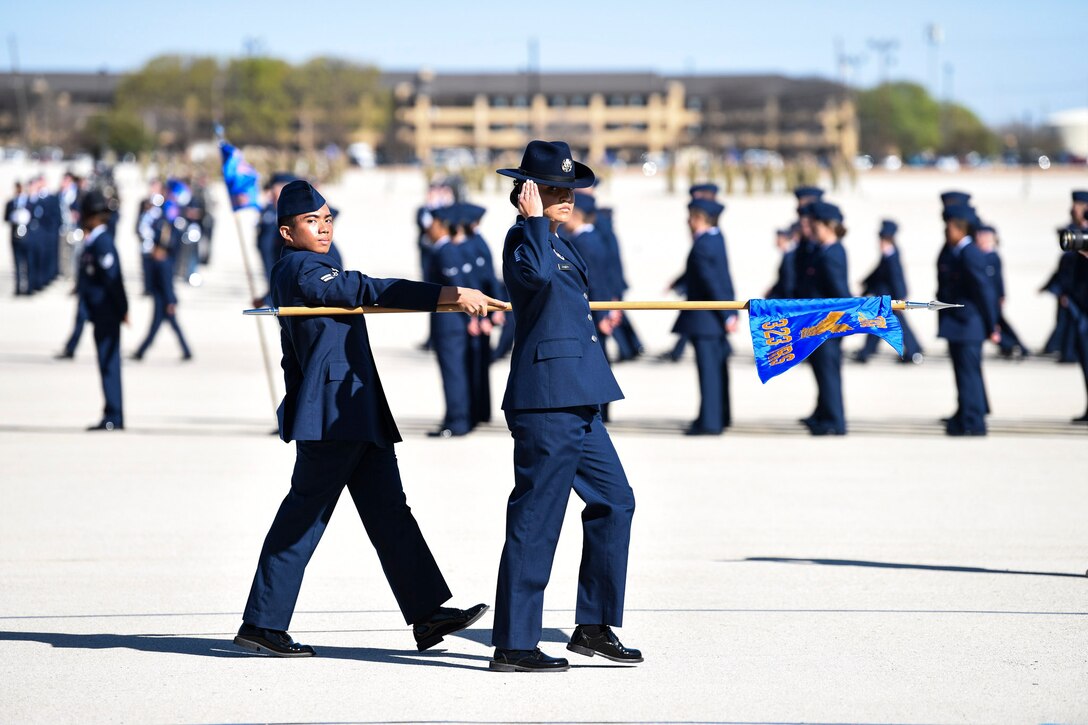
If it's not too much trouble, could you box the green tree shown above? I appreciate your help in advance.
[939,102,999,156]
[222,57,295,147]
[287,57,391,150]
[856,82,941,157]
[114,54,219,148]
[80,109,155,156]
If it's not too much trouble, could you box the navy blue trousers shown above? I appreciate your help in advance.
[64,297,89,356]
[493,406,634,650]
[611,315,643,361]
[690,335,730,432]
[11,239,30,294]
[135,296,191,358]
[243,441,452,631]
[433,328,472,434]
[808,338,845,433]
[947,341,987,433]
[92,315,123,427]
[468,331,492,425]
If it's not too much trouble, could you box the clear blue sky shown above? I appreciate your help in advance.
[7,0,1087,125]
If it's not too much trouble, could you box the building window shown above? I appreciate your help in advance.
[492,96,508,107]
[608,94,625,107]
[687,97,703,110]
[628,94,644,107]
[570,95,587,107]
[513,95,528,107]
[551,95,566,107]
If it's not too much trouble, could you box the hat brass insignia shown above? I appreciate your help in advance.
[561,158,573,173]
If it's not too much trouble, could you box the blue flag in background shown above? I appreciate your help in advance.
[748,296,904,383]
[218,136,260,211]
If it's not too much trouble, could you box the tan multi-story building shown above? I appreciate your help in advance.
[0,69,857,164]
[382,70,858,165]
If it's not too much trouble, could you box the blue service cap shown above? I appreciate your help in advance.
[940,190,971,207]
[976,223,995,234]
[793,186,824,201]
[688,183,719,198]
[1072,190,1088,203]
[688,198,725,218]
[277,180,327,218]
[573,193,597,214]
[879,219,898,238]
[430,204,459,225]
[809,201,843,223]
[942,203,979,225]
[460,202,486,223]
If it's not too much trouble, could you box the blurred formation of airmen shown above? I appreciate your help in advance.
[766,223,798,299]
[659,182,721,362]
[578,184,643,362]
[130,195,193,362]
[4,174,70,296]
[673,197,737,435]
[1047,190,1088,422]
[974,224,1028,359]
[1042,191,1087,363]
[796,200,850,436]
[936,200,999,436]
[256,173,294,283]
[852,219,924,364]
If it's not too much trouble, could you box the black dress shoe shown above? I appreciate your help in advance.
[684,425,722,436]
[490,647,569,672]
[413,603,488,651]
[567,625,643,663]
[87,420,122,431]
[233,624,315,657]
[1072,412,1088,423]
[54,351,74,360]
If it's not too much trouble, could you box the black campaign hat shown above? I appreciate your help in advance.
[497,140,595,189]
[79,189,110,217]
[277,180,327,218]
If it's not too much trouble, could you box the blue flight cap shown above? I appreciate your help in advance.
[573,193,597,214]
[942,203,978,226]
[688,183,719,198]
[940,190,971,207]
[809,201,843,223]
[976,223,995,234]
[277,180,327,218]
[430,204,458,225]
[797,202,816,217]
[879,219,898,238]
[688,198,725,219]
[460,203,486,223]
[1072,190,1088,203]
[793,186,824,202]
[497,140,595,189]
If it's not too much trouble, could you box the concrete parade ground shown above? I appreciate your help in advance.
[1,161,1085,724]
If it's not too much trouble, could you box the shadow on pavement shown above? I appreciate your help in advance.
[731,556,1088,579]
[0,631,493,670]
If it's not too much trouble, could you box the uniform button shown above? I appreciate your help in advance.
[591,335,598,343]
[587,313,592,320]
[583,292,588,299]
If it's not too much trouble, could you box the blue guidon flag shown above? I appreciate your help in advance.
[217,127,261,211]
[748,296,904,383]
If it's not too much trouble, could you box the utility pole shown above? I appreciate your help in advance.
[867,38,899,85]
[925,23,943,97]
[8,35,29,148]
